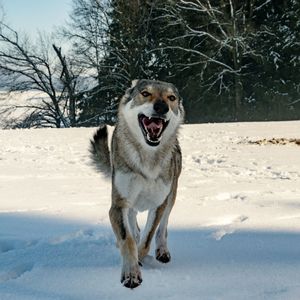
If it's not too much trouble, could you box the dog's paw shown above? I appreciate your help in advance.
[155,248,171,263]
[121,264,142,289]
[122,275,142,289]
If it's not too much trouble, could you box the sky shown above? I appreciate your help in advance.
[1,0,72,37]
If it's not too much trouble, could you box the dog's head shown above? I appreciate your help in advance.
[119,79,184,148]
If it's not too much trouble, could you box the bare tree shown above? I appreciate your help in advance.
[60,0,118,125]
[62,0,110,83]
[0,21,81,128]
[160,0,270,120]
[52,44,81,127]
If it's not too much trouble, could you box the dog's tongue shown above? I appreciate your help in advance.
[142,117,163,138]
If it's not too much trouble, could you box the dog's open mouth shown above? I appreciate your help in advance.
[138,114,169,146]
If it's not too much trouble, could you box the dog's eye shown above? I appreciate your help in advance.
[141,91,151,97]
[168,95,176,101]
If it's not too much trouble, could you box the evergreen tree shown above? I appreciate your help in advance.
[65,0,300,124]
[250,0,300,120]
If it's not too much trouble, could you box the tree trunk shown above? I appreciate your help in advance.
[230,0,243,121]
[53,44,76,127]
[233,73,243,121]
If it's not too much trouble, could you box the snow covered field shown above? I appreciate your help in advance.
[0,91,46,128]
[0,121,300,299]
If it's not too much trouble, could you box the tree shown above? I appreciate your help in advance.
[3,0,298,127]
[63,0,176,125]
[251,0,300,120]
[62,0,114,125]
[0,22,82,128]
[157,0,300,122]
[159,0,267,120]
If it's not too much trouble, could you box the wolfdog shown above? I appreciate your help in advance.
[90,79,184,288]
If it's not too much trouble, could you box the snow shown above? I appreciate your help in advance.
[0,91,50,128]
[0,121,300,299]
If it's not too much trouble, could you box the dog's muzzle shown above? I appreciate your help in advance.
[138,114,169,147]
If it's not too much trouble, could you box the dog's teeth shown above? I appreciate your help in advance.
[146,133,161,144]
[158,126,163,136]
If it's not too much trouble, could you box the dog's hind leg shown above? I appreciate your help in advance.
[109,203,142,289]
[138,203,167,261]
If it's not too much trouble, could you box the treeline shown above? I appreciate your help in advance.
[0,0,300,127]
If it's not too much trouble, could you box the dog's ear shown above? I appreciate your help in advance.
[121,81,138,104]
[131,79,139,88]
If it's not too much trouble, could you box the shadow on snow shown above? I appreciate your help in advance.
[0,213,300,299]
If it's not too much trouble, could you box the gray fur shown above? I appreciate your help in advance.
[90,125,111,177]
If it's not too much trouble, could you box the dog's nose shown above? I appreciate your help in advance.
[153,99,169,115]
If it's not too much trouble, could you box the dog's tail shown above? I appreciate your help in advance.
[90,125,111,177]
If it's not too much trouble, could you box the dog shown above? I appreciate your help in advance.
[90,79,184,289]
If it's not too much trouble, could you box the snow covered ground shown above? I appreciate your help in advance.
[0,91,49,128]
[0,121,300,299]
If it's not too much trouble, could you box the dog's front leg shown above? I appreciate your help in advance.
[138,203,167,261]
[109,204,142,289]
[155,178,179,263]
[128,208,140,244]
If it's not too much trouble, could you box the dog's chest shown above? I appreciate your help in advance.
[114,171,171,212]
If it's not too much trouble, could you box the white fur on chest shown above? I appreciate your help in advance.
[124,143,164,180]
[114,171,171,212]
